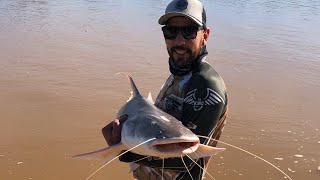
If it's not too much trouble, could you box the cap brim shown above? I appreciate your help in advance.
[158,12,202,26]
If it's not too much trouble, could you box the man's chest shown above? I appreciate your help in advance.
[155,73,192,120]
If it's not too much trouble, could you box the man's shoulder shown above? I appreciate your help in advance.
[183,61,227,116]
[189,61,226,94]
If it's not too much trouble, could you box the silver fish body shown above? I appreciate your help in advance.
[118,94,200,158]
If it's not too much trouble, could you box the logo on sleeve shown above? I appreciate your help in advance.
[184,88,225,111]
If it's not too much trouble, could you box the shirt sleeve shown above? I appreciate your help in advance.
[181,73,227,144]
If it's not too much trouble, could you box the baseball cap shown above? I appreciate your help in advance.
[158,0,206,28]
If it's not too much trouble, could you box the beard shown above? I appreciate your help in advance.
[168,42,203,69]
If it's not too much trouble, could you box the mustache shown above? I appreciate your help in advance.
[170,46,191,53]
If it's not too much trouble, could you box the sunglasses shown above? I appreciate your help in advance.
[161,26,204,40]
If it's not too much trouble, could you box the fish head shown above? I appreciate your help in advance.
[121,112,200,158]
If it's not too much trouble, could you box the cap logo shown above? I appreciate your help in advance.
[175,0,188,10]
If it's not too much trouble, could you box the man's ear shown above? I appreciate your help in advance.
[203,28,210,45]
[204,28,210,41]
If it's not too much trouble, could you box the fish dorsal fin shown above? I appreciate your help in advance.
[188,144,225,159]
[147,92,154,104]
[127,91,134,102]
[116,72,141,97]
[72,142,126,161]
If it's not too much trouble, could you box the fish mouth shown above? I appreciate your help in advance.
[151,138,200,155]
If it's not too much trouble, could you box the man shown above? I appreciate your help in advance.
[102,0,228,179]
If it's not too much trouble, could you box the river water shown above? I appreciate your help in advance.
[0,0,319,179]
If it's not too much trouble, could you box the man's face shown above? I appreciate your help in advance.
[164,16,210,69]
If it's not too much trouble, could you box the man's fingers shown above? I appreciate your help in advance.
[112,115,128,137]
[112,119,122,140]
[118,114,128,123]
[113,119,120,127]
[102,115,128,146]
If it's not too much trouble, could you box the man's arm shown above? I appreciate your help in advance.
[182,72,227,144]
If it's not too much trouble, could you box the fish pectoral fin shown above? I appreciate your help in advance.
[72,142,126,161]
[188,144,225,159]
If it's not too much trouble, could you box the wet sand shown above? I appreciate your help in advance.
[0,0,319,179]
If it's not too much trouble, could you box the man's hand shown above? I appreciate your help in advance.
[102,115,128,146]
